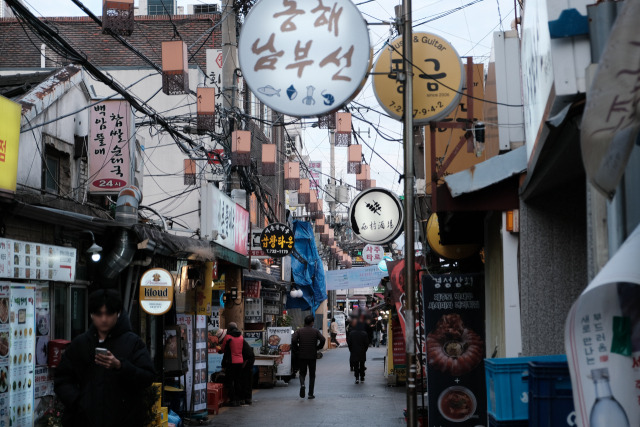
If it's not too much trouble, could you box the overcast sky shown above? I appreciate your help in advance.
[23,0,515,207]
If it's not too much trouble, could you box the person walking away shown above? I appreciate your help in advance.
[223,324,244,406]
[374,317,384,347]
[347,322,369,384]
[346,316,358,371]
[292,315,326,399]
[54,289,154,427]
[241,338,255,405]
[329,317,339,347]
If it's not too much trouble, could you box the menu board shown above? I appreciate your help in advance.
[9,285,35,427]
[177,314,207,413]
[267,327,291,376]
[0,239,76,282]
[423,274,486,427]
[0,283,10,427]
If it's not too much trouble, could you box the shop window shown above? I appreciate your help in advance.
[52,285,87,340]
[44,152,59,194]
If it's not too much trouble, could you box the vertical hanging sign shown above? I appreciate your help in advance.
[423,274,486,426]
[89,100,133,194]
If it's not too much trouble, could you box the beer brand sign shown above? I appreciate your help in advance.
[139,268,174,315]
[238,0,371,117]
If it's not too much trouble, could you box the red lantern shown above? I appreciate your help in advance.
[315,216,325,233]
[308,191,318,213]
[162,41,189,95]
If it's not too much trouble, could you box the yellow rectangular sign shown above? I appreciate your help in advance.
[0,95,21,193]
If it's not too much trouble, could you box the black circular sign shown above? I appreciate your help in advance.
[260,223,295,258]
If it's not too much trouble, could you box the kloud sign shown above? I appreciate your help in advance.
[139,268,174,315]
[349,187,403,245]
[238,0,371,117]
[373,32,464,124]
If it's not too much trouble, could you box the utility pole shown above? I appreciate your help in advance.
[400,0,417,425]
[222,0,239,192]
[328,129,337,319]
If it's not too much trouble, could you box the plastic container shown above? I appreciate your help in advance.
[488,415,529,426]
[485,355,566,421]
[527,357,575,427]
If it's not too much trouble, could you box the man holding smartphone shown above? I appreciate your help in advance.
[54,289,154,427]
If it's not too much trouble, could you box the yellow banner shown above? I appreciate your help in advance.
[0,95,21,193]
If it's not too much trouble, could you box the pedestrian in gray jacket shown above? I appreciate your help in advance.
[292,315,326,399]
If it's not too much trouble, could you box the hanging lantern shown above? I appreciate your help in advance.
[284,162,300,190]
[315,199,324,219]
[347,144,362,174]
[356,164,371,191]
[315,216,325,233]
[335,112,352,147]
[318,113,336,130]
[162,41,189,95]
[196,87,216,131]
[320,224,329,244]
[231,130,251,166]
[102,0,134,36]
[308,191,318,213]
[329,228,335,246]
[299,178,310,204]
[262,144,276,175]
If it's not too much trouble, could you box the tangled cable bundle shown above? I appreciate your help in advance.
[427,314,483,377]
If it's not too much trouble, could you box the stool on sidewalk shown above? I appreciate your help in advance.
[207,383,227,415]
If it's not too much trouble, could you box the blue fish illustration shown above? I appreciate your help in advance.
[302,86,316,106]
[321,90,335,106]
[257,85,281,97]
[286,85,298,100]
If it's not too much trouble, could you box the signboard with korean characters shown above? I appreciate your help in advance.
[139,268,174,316]
[249,228,267,259]
[201,183,249,256]
[373,32,464,124]
[238,0,371,117]
[89,100,134,193]
[0,95,21,193]
[244,299,263,324]
[565,224,640,427]
[0,239,76,282]
[260,223,295,258]
[362,244,384,265]
[349,188,404,245]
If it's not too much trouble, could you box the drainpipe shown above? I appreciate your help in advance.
[102,186,142,280]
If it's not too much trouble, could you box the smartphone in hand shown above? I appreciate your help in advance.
[95,347,109,356]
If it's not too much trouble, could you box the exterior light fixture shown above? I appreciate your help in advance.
[85,231,102,262]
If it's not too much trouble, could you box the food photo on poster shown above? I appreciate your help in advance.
[423,274,486,426]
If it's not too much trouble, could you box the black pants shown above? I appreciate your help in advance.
[330,333,338,345]
[227,363,243,403]
[242,361,254,402]
[298,358,317,395]
[354,360,366,380]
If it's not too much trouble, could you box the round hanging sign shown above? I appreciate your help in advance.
[139,268,174,315]
[362,243,384,265]
[372,32,464,124]
[349,187,404,245]
[260,222,295,258]
[238,0,371,117]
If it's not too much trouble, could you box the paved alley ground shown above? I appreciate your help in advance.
[209,346,408,426]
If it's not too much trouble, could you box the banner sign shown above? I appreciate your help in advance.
[363,244,384,265]
[308,161,322,190]
[0,239,76,282]
[244,299,263,324]
[238,0,371,117]
[201,183,249,256]
[334,312,347,347]
[89,100,133,193]
[391,316,406,381]
[0,95,21,193]
[325,265,387,291]
[423,274,486,426]
[244,331,263,355]
[349,188,404,245]
[565,224,640,427]
[267,327,292,376]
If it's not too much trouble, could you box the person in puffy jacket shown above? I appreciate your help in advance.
[292,315,326,399]
[54,289,154,427]
[348,322,369,384]
[223,323,244,406]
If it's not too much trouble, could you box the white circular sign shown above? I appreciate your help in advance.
[238,0,371,117]
[363,244,384,265]
[349,187,404,245]
[139,268,174,315]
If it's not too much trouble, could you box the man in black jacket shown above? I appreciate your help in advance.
[241,338,256,405]
[292,315,325,399]
[347,322,369,384]
[54,289,154,427]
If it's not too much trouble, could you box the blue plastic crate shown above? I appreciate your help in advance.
[485,355,566,421]
[528,358,575,427]
[488,416,529,427]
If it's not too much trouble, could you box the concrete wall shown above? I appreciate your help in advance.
[519,179,587,355]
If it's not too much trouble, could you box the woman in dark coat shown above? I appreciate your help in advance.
[54,289,155,427]
[347,322,370,384]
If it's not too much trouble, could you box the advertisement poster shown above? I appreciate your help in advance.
[207,310,223,379]
[423,274,486,427]
[0,283,10,427]
[9,285,36,427]
[244,300,263,324]
[0,239,76,282]
[267,327,292,376]
[176,315,194,411]
[194,315,207,412]
[565,225,640,427]
[334,313,347,347]
[244,331,263,355]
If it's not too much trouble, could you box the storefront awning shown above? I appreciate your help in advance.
[243,268,285,285]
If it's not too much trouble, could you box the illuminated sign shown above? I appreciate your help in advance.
[349,187,403,245]
[238,0,371,117]
[0,95,21,193]
[139,268,174,315]
[373,32,464,124]
[260,223,294,258]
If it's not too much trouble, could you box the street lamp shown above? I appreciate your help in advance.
[85,231,102,262]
